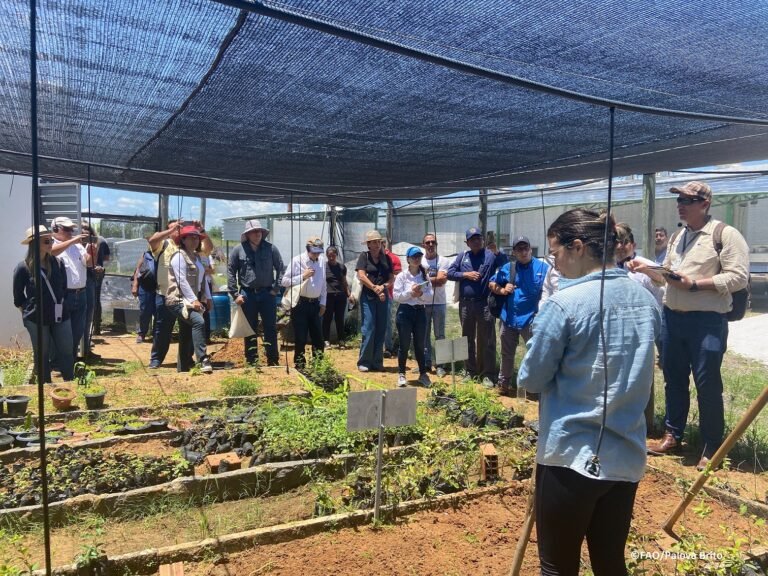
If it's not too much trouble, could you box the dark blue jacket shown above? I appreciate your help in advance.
[447,248,504,300]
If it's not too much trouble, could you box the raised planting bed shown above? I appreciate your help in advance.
[427,383,525,429]
[0,390,309,428]
[42,467,768,576]
[0,444,191,508]
[2,433,533,572]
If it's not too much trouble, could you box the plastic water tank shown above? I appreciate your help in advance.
[209,292,231,332]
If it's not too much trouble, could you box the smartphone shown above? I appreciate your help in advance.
[659,268,682,281]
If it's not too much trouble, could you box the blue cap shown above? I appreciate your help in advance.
[465,227,482,240]
[406,246,424,258]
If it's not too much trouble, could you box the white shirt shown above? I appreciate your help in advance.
[169,251,212,303]
[281,252,327,306]
[620,254,664,308]
[539,256,560,307]
[54,240,87,289]
[393,267,434,305]
[424,254,451,305]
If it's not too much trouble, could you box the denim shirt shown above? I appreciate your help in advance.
[491,258,549,329]
[518,269,660,482]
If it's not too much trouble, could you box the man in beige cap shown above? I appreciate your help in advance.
[630,181,749,470]
[228,219,285,366]
[281,236,327,370]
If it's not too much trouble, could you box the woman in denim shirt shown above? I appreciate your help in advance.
[519,209,660,576]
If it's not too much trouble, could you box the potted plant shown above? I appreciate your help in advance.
[5,394,31,417]
[50,386,76,411]
[75,362,107,410]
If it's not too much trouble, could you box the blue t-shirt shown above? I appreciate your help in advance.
[491,258,549,329]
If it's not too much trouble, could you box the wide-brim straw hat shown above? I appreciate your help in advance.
[21,225,53,245]
[241,219,269,242]
[362,230,384,244]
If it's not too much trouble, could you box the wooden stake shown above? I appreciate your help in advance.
[508,466,536,576]
[663,385,768,538]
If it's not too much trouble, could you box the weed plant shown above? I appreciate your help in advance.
[220,375,261,397]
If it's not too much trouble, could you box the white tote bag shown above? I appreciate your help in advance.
[228,306,256,338]
[280,279,308,312]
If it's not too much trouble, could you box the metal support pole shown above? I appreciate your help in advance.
[479,188,488,235]
[199,197,207,228]
[329,205,338,247]
[374,390,387,522]
[641,173,656,260]
[641,173,656,433]
[386,201,394,246]
[29,1,53,573]
[159,194,169,230]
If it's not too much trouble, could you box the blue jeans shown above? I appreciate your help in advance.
[424,304,446,370]
[65,289,87,358]
[149,294,177,367]
[137,286,156,337]
[396,304,427,374]
[168,303,207,369]
[359,294,388,370]
[662,307,728,457]
[241,288,279,365]
[24,318,74,382]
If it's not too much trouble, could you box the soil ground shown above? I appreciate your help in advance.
[4,469,764,575]
[183,470,768,576]
[2,332,768,574]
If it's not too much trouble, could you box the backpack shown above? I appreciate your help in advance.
[670,221,749,321]
[136,250,158,292]
[488,263,515,318]
[712,222,750,322]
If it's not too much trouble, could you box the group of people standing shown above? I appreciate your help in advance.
[355,225,555,395]
[13,217,110,383]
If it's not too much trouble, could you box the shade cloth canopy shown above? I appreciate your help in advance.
[1,0,767,205]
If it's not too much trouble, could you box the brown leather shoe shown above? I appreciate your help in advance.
[647,432,681,456]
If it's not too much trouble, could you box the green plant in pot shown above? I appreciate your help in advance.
[50,385,76,411]
[75,362,106,410]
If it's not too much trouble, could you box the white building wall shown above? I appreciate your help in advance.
[1,175,34,348]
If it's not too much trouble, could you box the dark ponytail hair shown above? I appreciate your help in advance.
[547,208,617,262]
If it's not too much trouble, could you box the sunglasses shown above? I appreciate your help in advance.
[41,238,53,245]
[676,196,705,206]
[423,241,437,245]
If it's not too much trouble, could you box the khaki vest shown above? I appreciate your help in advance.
[166,249,200,305]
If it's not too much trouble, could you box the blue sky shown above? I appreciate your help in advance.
[83,158,767,227]
[83,186,324,228]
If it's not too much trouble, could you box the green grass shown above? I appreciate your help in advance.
[220,375,262,397]
[115,361,143,376]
